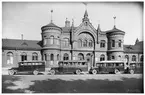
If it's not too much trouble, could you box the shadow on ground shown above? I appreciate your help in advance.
[2,75,143,93]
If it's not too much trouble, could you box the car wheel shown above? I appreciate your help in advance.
[8,70,15,75]
[130,70,134,74]
[33,70,39,75]
[114,69,120,74]
[14,70,18,75]
[76,69,81,75]
[92,69,97,75]
[50,69,55,75]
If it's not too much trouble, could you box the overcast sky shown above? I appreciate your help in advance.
[2,2,143,45]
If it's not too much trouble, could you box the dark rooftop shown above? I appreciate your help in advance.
[2,39,143,53]
[124,41,143,53]
[2,39,42,50]
[41,22,61,30]
[106,26,125,33]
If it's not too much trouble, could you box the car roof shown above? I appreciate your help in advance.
[97,61,124,64]
[59,60,87,63]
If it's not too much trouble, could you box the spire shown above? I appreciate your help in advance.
[84,10,88,18]
[97,20,101,31]
[82,10,89,22]
[135,38,139,45]
[51,9,53,23]
[82,2,89,22]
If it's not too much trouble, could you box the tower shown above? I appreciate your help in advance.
[41,10,62,68]
[106,17,125,61]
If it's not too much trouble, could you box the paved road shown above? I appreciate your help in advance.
[2,74,143,93]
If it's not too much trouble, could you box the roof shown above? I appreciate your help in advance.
[41,22,61,30]
[97,60,124,63]
[124,41,143,53]
[2,39,143,53]
[61,27,77,33]
[2,39,42,50]
[106,26,125,33]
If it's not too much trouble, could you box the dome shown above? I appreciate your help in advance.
[106,26,125,35]
[41,22,61,31]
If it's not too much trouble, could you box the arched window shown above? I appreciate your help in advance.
[57,36,60,45]
[118,40,122,47]
[132,55,136,61]
[50,54,54,61]
[32,52,38,61]
[64,38,69,47]
[7,52,13,64]
[63,53,69,60]
[21,52,27,61]
[78,39,82,47]
[44,54,47,61]
[112,55,115,60]
[83,39,88,47]
[112,40,115,47]
[89,40,93,47]
[78,53,84,60]
[118,55,121,60]
[100,40,105,48]
[43,39,47,45]
[50,35,54,44]
[57,54,59,60]
[125,55,129,62]
[140,55,143,62]
[100,54,105,61]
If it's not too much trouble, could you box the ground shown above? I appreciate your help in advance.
[2,73,143,93]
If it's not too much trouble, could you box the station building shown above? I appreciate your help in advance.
[2,10,143,68]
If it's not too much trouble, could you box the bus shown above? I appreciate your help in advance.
[89,61,125,74]
[8,61,45,75]
[49,60,88,75]
[129,62,143,74]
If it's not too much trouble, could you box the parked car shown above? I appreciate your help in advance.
[49,60,88,75]
[129,62,143,74]
[89,61,125,74]
[8,61,45,75]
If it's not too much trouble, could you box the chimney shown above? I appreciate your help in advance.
[65,18,70,27]
[21,34,23,40]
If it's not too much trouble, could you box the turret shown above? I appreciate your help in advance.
[106,17,125,61]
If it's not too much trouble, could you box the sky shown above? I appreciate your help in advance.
[2,2,143,45]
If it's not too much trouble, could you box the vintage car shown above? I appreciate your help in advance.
[89,61,125,74]
[8,61,45,75]
[129,62,143,74]
[49,60,88,75]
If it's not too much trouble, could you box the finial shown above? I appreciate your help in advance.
[72,18,74,26]
[51,9,53,23]
[113,16,116,28]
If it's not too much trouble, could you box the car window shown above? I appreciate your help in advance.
[116,63,119,66]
